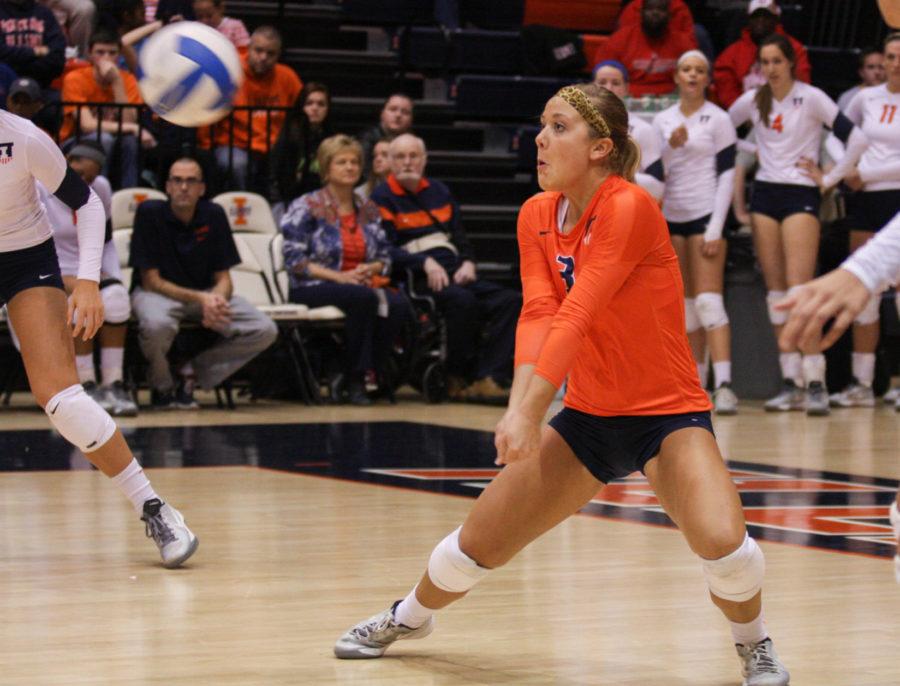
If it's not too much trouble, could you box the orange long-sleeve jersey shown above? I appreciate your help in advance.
[515,175,711,416]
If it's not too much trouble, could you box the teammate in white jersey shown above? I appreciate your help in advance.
[593,60,665,200]
[728,34,868,416]
[653,50,738,414]
[0,109,197,568]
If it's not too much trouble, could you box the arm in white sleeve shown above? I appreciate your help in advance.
[822,126,868,189]
[74,188,106,282]
[823,133,845,165]
[705,168,735,242]
[858,158,900,185]
[728,90,755,128]
[635,172,665,201]
[841,212,900,292]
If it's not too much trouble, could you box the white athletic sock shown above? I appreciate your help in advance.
[730,611,767,646]
[713,361,732,387]
[111,458,159,514]
[697,361,709,388]
[76,354,96,384]
[779,352,801,386]
[802,354,826,385]
[851,352,875,387]
[393,586,435,629]
[101,347,124,386]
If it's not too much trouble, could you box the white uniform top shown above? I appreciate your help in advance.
[37,177,120,279]
[654,101,737,223]
[629,114,664,200]
[842,211,900,291]
[729,82,843,187]
[843,83,900,192]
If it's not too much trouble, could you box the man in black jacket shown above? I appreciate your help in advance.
[0,0,65,89]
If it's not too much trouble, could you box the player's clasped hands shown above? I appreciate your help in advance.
[68,279,104,341]
[494,408,542,466]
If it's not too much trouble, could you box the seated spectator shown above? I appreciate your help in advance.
[35,140,138,416]
[358,93,413,175]
[153,0,192,22]
[280,135,413,406]
[38,0,95,57]
[713,0,810,108]
[59,27,156,188]
[837,47,885,111]
[617,0,714,62]
[371,133,521,403]
[129,157,278,409]
[595,0,697,97]
[271,81,333,206]
[208,25,302,193]
[355,138,390,200]
[192,0,249,55]
[0,0,66,89]
[6,75,60,134]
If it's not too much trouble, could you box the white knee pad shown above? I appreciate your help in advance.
[854,294,880,326]
[766,290,787,326]
[101,283,131,324]
[695,292,729,331]
[427,527,490,593]
[46,384,116,453]
[701,533,765,603]
[684,298,701,333]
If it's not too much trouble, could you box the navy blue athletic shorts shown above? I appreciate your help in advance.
[845,190,900,234]
[0,239,65,306]
[548,407,715,484]
[667,214,710,238]
[749,181,821,222]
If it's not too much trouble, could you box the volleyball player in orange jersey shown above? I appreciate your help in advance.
[334,83,789,686]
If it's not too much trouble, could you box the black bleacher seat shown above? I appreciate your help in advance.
[807,46,860,100]
[460,0,525,30]
[341,0,433,25]
[454,75,570,120]
[512,125,540,173]
[402,28,523,75]
[444,177,534,206]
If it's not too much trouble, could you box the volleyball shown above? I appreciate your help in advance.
[878,0,900,27]
[137,21,243,127]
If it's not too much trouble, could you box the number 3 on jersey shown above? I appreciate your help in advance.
[556,255,575,292]
[771,114,784,133]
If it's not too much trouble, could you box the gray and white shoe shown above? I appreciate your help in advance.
[713,383,739,415]
[83,381,113,412]
[141,498,199,568]
[736,638,790,686]
[884,386,900,404]
[334,601,434,659]
[764,381,805,412]
[106,381,138,417]
[829,382,875,408]
[805,381,830,416]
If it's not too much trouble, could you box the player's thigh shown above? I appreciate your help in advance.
[686,235,726,293]
[781,212,820,286]
[7,286,79,407]
[670,235,692,294]
[459,426,602,569]
[750,213,786,290]
[644,427,746,559]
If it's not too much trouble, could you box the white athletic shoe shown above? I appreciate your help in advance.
[805,382,830,416]
[884,386,900,404]
[829,383,875,408]
[713,383,739,415]
[736,638,790,686]
[141,498,199,568]
[106,381,139,417]
[890,501,900,585]
[334,602,434,659]
[764,381,805,412]
[83,381,113,412]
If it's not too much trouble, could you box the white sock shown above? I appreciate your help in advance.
[101,347,124,386]
[393,586,435,629]
[802,354,826,385]
[110,458,159,514]
[697,361,709,388]
[76,354,96,384]
[713,361,732,387]
[851,352,875,387]
[779,352,801,386]
[730,610,767,646]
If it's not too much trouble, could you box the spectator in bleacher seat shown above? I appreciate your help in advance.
[837,47,886,112]
[129,157,278,410]
[713,0,810,109]
[0,0,66,89]
[192,0,249,55]
[153,0,192,22]
[358,93,414,176]
[209,25,302,194]
[280,135,413,406]
[595,0,698,97]
[618,0,715,63]
[59,27,156,189]
[371,133,520,404]
[356,138,390,200]
[593,60,665,200]
[5,75,59,135]
[271,81,333,207]
[37,0,95,57]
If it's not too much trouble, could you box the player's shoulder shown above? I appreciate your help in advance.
[652,103,679,125]
[519,191,560,225]
[0,109,41,139]
[794,81,828,102]
[701,100,729,119]
[606,176,659,216]
[629,113,652,133]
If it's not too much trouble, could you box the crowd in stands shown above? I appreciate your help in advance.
[0,0,897,414]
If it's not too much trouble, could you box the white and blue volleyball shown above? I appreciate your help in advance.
[138,22,243,127]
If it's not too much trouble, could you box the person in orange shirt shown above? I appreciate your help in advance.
[59,27,155,188]
[332,82,791,686]
[211,25,302,192]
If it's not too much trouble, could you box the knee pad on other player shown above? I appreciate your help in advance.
[701,533,765,603]
[890,501,900,541]
[684,298,701,333]
[695,292,729,330]
[101,282,131,324]
[854,294,880,326]
[766,291,787,326]
[427,526,490,593]
[46,384,116,453]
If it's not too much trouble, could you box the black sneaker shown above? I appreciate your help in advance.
[150,388,176,411]
[174,377,200,410]
[346,381,373,406]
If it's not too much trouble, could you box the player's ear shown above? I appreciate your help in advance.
[589,137,614,163]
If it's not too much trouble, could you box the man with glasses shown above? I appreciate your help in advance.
[129,157,277,409]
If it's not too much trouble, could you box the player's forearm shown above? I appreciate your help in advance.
[74,189,105,282]
[517,374,559,423]
[142,274,203,304]
[507,363,536,412]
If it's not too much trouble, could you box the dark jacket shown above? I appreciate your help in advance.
[0,0,65,87]
[270,112,333,205]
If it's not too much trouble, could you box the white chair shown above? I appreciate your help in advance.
[267,232,346,320]
[110,188,167,231]
[112,228,133,288]
[212,191,279,234]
